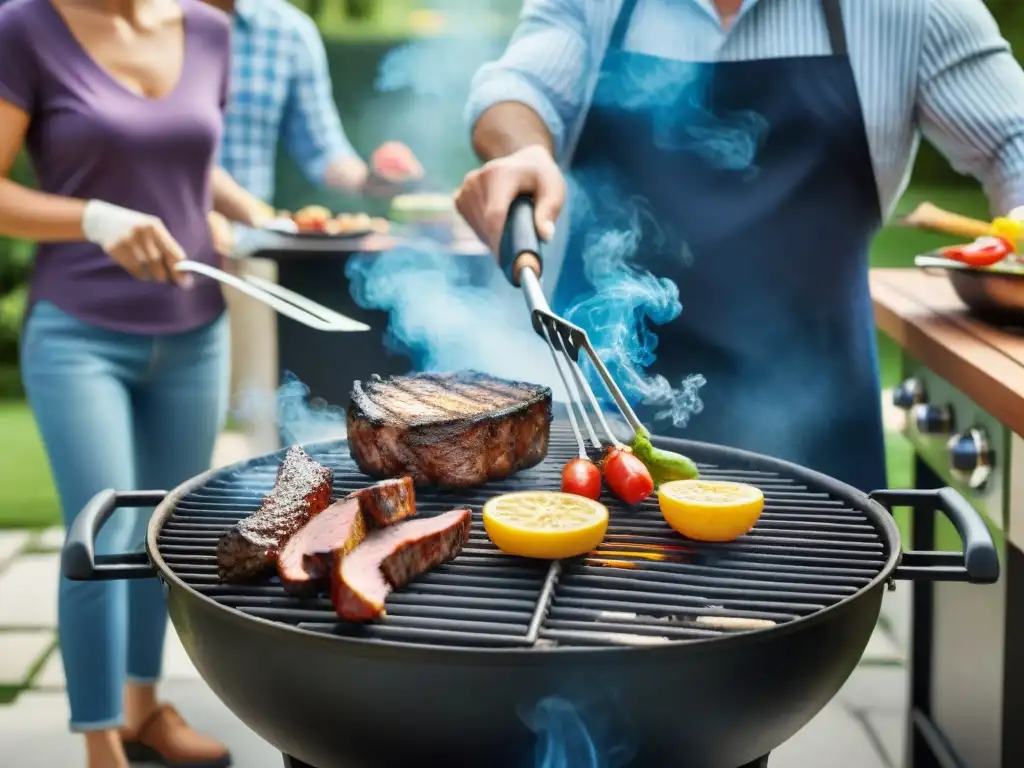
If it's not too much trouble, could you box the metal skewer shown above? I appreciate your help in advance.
[499,196,645,458]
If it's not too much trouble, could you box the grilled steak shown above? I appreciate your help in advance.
[347,371,552,488]
[330,508,472,621]
[346,476,416,527]
[277,497,366,595]
[217,446,334,583]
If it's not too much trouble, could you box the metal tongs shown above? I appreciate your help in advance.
[499,196,642,454]
[175,260,369,332]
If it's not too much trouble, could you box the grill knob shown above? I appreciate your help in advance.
[892,378,925,410]
[947,427,994,490]
[912,403,955,435]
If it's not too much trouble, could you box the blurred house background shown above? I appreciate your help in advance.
[0,0,1022,533]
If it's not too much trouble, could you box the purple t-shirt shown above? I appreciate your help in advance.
[0,0,230,335]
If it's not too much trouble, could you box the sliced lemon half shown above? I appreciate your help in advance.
[657,480,765,542]
[482,491,609,560]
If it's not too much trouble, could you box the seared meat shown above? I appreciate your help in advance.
[330,508,472,621]
[346,476,416,527]
[347,371,552,488]
[277,497,366,595]
[276,476,417,594]
[217,446,334,583]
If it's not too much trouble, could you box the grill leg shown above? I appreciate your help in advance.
[282,755,316,768]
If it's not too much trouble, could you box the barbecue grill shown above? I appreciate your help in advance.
[64,422,997,768]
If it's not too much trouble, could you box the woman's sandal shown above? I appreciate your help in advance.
[120,703,232,767]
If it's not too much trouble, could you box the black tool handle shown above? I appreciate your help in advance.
[870,487,999,583]
[499,195,544,287]
[63,489,165,581]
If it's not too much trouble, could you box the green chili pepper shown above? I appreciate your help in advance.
[629,428,699,486]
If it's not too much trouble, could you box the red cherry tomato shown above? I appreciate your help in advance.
[602,447,655,505]
[940,236,1014,268]
[561,457,603,500]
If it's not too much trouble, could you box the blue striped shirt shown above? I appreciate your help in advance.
[220,0,356,202]
[465,0,1024,218]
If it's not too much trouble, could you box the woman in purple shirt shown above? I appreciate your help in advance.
[0,0,271,765]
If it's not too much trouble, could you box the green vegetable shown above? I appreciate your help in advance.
[629,428,699,486]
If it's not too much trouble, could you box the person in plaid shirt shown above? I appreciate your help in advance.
[213,0,420,204]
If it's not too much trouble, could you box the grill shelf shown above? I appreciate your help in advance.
[157,424,889,649]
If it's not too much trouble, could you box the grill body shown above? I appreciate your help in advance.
[146,425,903,768]
[168,572,881,768]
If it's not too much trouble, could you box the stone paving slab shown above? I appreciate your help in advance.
[0,554,59,629]
[837,664,908,713]
[0,631,53,687]
[881,583,912,652]
[32,527,64,552]
[863,708,907,768]
[773,699,886,768]
[0,530,29,569]
[861,623,904,664]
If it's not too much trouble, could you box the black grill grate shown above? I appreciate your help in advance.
[157,424,889,649]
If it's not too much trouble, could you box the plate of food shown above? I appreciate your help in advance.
[266,206,391,238]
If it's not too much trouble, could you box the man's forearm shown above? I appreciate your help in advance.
[211,167,273,227]
[323,154,369,192]
[472,101,555,162]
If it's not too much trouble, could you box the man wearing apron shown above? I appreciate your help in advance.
[456,0,1024,493]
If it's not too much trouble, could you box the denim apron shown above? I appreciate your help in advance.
[552,0,886,492]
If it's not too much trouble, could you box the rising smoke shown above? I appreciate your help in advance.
[602,58,768,171]
[522,694,637,768]
[235,371,348,445]
[345,239,568,400]
[347,6,767,431]
[561,174,707,428]
[256,3,768,438]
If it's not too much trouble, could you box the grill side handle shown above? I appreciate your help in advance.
[870,487,999,584]
[63,490,164,581]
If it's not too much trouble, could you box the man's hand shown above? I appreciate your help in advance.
[454,145,565,255]
[370,141,424,183]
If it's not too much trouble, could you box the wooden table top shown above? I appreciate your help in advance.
[870,268,1024,437]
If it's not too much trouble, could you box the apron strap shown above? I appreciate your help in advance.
[609,0,641,52]
[821,0,848,57]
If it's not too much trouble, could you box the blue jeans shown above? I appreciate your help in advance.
[20,301,230,732]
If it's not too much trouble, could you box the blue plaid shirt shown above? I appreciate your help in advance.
[220,0,357,202]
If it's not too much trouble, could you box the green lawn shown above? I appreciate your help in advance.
[0,398,59,530]
[0,184,989,529]
[300,1,518,41]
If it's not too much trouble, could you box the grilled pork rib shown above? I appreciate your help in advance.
[277,477,418,594]
[347,476,416,527]
[330,508,472,621]
[216,446,333,583]
[277,497,366,595]
[347,371,552,488]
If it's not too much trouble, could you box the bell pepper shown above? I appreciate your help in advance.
[991,216,1024,245]
[939,236,1014,268]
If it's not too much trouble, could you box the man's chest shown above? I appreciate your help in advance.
[225,26,292,129]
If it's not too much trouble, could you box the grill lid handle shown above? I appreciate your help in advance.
[869,487,999,584]
[63,490,165,581]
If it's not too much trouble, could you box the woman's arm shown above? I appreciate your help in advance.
[0,99,87,241]
[211,166,274,227]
